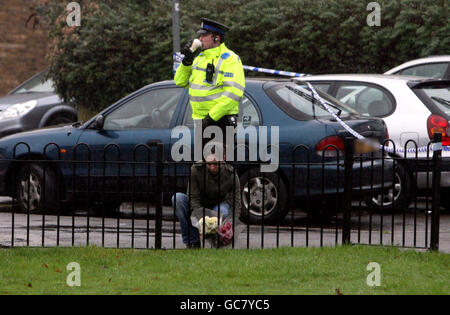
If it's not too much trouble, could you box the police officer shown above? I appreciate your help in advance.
[174,18,245,150]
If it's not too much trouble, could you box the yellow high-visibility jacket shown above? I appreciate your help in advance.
[174,43,245,121]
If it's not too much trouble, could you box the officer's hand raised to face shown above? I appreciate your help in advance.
[181,40,198,66]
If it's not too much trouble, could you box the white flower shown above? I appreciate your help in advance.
[198,216,220,235]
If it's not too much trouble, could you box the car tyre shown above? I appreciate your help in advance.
[239,169,288,225]
[16,163,58,213]
[364,162,413,213]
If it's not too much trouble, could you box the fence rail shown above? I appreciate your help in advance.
[0,135,445,251]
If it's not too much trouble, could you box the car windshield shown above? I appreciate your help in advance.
[11,72,55,94]
[266,82,356,120]
[413,83,450,116]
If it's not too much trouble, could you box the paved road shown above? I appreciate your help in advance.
[0,198,449,252]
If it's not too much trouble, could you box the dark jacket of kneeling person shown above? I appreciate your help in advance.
[188,161,242,229]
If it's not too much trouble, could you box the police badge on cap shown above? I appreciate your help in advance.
[197,18,230,35]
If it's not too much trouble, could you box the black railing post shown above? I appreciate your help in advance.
[154,142,164,249]
[430,132,442,251]
[342,137,354,245]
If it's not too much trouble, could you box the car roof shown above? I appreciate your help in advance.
[385,55,450,74]
[140,77,290,90]
[294,73,435,84]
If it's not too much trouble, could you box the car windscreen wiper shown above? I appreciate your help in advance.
[321,100,342,117]
[285,85,342,116]
[431,96,450,107]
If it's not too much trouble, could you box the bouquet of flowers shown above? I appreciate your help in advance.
[194,215,234,247]
[197,216,220,235]
[218,220,233,246]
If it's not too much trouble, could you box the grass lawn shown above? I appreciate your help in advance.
[0,245,448,295]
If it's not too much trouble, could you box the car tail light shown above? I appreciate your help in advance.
[316,136,345,157]
[427,114,450,145]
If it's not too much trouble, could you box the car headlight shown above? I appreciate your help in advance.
[0,100,37,120]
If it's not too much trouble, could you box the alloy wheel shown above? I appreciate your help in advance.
[370,172,402,208]
[20,172,41,212]
[242,176,278,217]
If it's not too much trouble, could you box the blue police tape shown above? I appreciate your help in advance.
[173,53,446,153]
[174,53,310,77]
[243,65,310,78]
[173,52,183,63]
[305,82,448,154]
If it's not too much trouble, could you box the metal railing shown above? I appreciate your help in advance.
[0,134,444,251]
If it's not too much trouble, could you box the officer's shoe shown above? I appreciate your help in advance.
[186,241,201,249]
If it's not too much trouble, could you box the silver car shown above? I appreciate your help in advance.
[0,71,77,138]
[295,74,450,212]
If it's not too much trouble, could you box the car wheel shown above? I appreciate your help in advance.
[16,163,58,213]
[364,162,413,213]
[240,169,288,224]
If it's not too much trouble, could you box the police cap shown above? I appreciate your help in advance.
[197,18,230,36]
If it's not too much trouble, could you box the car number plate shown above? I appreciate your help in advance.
[354,139,379,154]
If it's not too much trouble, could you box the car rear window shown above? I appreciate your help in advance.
[265,82,357,120]
[411,82,450,117]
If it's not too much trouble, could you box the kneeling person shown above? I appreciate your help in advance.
[172,146,241,248]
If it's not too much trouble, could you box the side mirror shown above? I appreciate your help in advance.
[92,115,104,130]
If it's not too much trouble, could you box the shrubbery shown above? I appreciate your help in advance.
[38,0,449,113]
[38,0,173,112]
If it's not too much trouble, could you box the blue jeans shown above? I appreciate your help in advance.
[171,193,230,245]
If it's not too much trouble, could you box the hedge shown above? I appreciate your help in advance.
[38,0,449,112]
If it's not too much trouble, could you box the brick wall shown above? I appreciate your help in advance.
[0,0,50,95]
